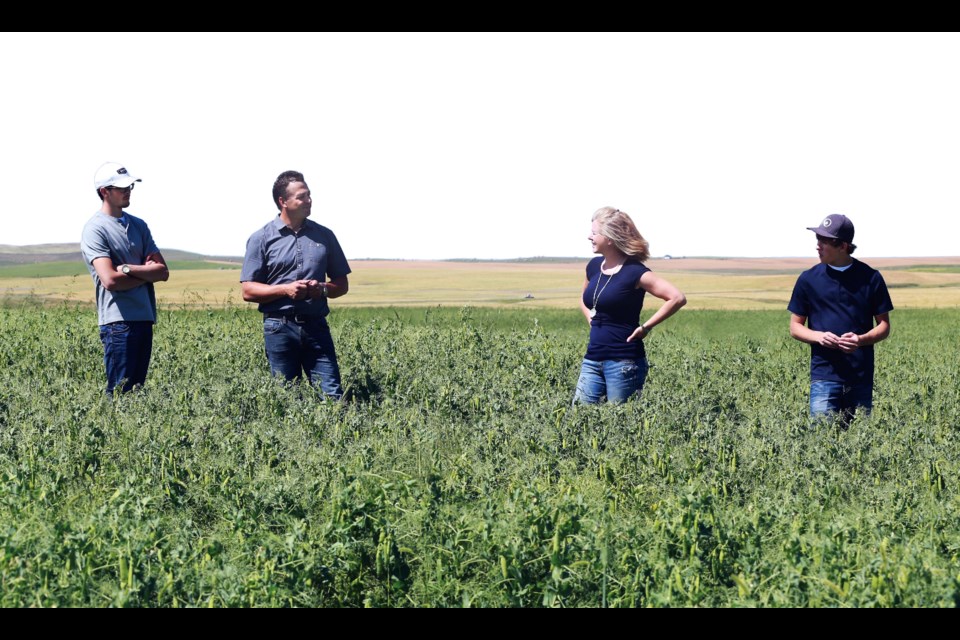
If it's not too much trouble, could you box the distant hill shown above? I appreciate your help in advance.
[2,245,594,266]
[444,256,591,263]
[0,243,243,265]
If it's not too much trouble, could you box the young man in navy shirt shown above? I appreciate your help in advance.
[788,214,893,427]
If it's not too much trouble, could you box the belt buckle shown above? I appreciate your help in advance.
[292,314,309,324]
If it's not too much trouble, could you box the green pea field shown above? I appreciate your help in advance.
[1,252,959,606]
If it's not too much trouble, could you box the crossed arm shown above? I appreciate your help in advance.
[92,252,169,292]
[790,313,891,352]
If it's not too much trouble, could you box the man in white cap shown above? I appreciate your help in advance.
[80,162,170,394]
[788,214,893,427]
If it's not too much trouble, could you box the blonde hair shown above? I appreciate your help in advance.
[592,207,650,261]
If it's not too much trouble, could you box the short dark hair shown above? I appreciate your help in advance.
[817,234,858,254]
[272,170,305,210]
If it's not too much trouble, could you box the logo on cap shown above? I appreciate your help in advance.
[822,218,832,228]
[117,167,128,175]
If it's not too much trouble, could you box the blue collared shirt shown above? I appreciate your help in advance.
[240,216,351,316]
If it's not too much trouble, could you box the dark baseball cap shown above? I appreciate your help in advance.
[807,214,855,243]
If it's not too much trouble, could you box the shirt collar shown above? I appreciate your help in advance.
[271,215,312,234]
[826,259,855,272]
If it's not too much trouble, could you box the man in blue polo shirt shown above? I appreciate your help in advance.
[788,214,893,427]
[81,162,170,394]
[240,170,351,399]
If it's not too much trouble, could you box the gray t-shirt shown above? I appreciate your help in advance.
[240,216,351,317]
[80,211,160,325]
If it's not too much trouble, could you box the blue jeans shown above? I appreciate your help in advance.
[810,380,873,426]
[263,315,343,399]
[573,358,649,404]
[99,321,154,394]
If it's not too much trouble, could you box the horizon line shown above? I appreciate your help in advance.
[2,243,960,263]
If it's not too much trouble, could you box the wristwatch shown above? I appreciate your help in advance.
[120,264,132,275]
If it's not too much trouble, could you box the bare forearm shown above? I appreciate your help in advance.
[637,273,686,332]
[324,278,349,299]
[242,282,293,304]
[94,258,143,292]
[790,323,822,345]
[125,262,169,283]
[644,294,686,330]
[103,274,146,291]
[858,323,890,347]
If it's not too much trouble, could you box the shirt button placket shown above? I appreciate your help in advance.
[295,234,303,279]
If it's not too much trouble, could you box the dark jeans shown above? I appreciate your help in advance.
[99,321,154,394]
[810,380,873,428]
[263,315,343,399]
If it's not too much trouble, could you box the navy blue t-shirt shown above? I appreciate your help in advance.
[582,256,651,361]
[788,259,893,385]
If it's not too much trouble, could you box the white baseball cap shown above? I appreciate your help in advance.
[94,162,142,189]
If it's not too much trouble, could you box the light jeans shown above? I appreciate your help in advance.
[573,357,649,405]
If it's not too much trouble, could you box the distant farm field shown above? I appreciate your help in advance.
[1,305,959,607]
[2,257,960,310]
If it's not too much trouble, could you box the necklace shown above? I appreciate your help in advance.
[589,259,622,318]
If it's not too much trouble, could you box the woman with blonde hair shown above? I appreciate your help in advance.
[574,207,687,404]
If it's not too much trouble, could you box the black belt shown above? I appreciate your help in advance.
[263,313,318,324]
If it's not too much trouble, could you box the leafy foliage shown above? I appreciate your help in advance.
[1,305,958,607]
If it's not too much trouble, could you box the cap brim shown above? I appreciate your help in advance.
[96,176,142,189]
[807,226,839,238]
[111,176,142,188]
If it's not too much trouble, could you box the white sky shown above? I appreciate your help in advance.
[2,32,959,260]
